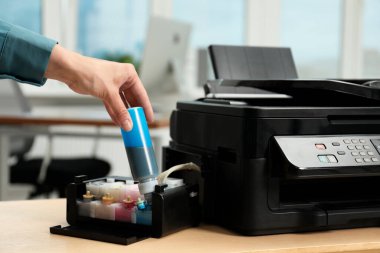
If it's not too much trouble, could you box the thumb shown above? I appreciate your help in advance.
[106,92,133,131]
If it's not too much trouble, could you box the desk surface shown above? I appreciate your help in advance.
[1,199,380,253]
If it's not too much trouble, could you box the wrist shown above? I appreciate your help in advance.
[45,44,89,87]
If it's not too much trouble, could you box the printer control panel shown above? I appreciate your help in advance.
[274,135,380,172]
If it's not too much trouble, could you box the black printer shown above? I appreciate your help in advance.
[162,45,380,235]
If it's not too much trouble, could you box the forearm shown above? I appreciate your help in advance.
[0,18,154,130]
[0,19,56,86]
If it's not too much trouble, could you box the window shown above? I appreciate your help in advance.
[77,0,150,67]
[280,0,342,78]
[362,0,380,78]
[0,0,41,33]
[173,0,245,49]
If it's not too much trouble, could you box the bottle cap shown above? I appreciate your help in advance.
[138,179,158,195]
[102,193,114,205]
[122,196,135,209]
[136,197,146,210]
[83,190,94,202]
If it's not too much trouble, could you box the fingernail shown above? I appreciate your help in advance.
[150,114,155,123]
[122,118,133,131]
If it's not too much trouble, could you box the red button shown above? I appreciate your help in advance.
[315,144,326,150]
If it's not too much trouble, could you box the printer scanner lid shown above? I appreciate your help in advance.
[204,79,380,101]
[205,45,380,102]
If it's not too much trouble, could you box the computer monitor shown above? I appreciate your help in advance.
[139,16,191,113]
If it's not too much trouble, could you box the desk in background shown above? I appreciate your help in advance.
[0,114,169,200]
[1,199,380,253]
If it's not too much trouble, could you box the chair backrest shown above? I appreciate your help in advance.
[0,79,34,157]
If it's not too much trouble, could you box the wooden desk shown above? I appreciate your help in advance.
[1,199,380,253]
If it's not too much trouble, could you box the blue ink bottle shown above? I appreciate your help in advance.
[121,107,159,197]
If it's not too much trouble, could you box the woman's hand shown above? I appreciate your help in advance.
[44,44,154,131]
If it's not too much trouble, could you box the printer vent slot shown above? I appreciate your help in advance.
[328,115,380,125]
[217,147,237,164]
[279,176,380,206]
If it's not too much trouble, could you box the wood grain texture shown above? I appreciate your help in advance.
[0,199,380,253]
[1,199,380,253]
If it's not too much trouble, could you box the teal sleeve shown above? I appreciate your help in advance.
[0,19,57,86]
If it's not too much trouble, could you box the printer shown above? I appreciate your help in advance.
[162,45,380,235]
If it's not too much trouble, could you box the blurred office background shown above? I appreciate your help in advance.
[0,0,379,199]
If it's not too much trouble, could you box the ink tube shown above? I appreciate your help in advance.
[121,107,159,196]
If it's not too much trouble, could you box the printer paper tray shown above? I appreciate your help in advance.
[289,167,380,179]
[326,207,380,227]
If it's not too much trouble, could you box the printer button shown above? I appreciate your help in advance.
[315,144,326,150]
[355,145,363,150]
[359,151,366,156]
[337,151,345,155]
[352,139,359,144]
[318,155,329,163]
[368,151,374,156]
[327,155,338,163]
[355,158,364,163]
[351,151,359,156]
[372,157,379,162]
[364,145,371,150]
[332,142,340,146]
[364,158,371,163]
[347,145,355,150]
[343,139,351,144]
[360,139,366,143]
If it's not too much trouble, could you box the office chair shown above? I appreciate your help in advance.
[0,79,111,198]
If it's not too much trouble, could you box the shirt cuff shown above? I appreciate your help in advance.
[0,23,57,86]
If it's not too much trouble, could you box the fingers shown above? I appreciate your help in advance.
[103,101,119,126]
[100,63,153,128]
[105,92,133,131]
[122,75,155,123]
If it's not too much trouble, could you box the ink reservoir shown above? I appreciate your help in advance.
[120,107,159,201]
[50,106,201,245]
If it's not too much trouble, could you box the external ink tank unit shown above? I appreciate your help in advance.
[120,107,159,198]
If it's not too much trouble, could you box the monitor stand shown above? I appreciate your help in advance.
[146,59,187,115]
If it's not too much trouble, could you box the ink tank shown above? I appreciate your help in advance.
[121,107,159,197]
